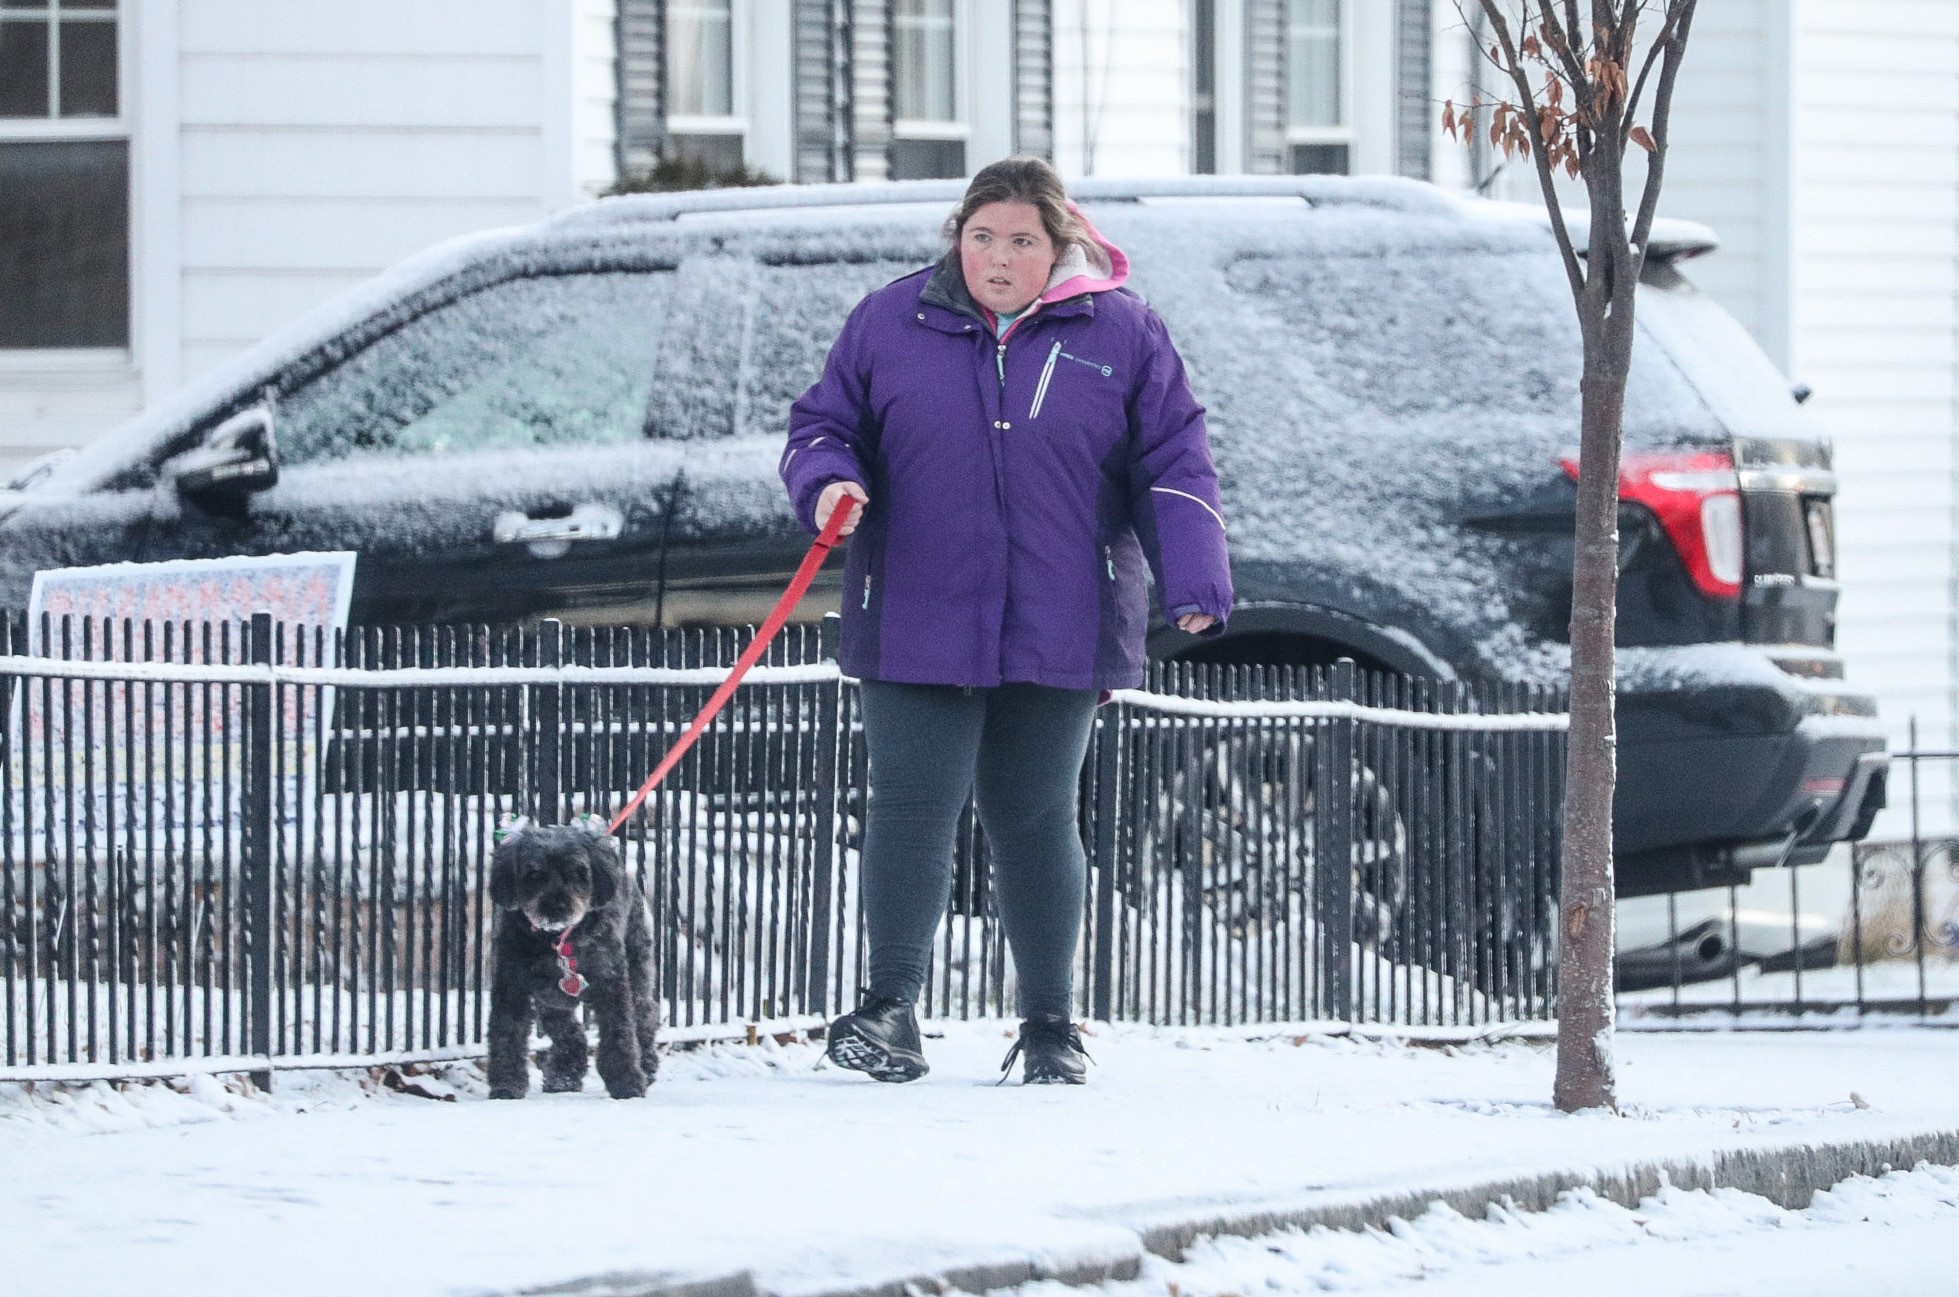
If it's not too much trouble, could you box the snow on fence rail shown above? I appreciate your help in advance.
[1,613,1569,1080]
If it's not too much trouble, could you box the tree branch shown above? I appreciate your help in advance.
[1480,1,1588,302]
[1620,0,1681,141]
[1534,0,1591,90]
[1628,0,1697,265]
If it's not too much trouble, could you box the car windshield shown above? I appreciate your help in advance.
[275,259,916,466]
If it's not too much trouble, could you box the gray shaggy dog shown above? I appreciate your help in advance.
[487,815,661,1099]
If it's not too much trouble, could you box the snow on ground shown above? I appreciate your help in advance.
[1019,1164,1959,1297]
[3,1024,1957,1297]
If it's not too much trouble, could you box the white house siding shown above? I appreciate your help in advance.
[1789,0,1959,831]
[574,0,620,198]
[173,0,580,383]
[0,360,144,476]
[1052,0,1191,179]
[1647,0,1791,371]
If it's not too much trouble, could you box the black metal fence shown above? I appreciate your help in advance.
[1,614,1568,1079]
[1619,724,1952,1025]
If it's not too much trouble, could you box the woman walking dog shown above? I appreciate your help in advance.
[780,157,1233,1084]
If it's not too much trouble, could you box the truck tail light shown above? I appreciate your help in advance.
[1559,450,1743,600]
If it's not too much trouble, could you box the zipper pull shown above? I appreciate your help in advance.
[1105,546,1116,581]
[862,574,873,610]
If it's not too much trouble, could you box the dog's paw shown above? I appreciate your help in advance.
[488,1084,527,1101]
[542,1074,584,1094]
[603,1074,648,1099]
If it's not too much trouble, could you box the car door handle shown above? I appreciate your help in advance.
[493,503,624,555]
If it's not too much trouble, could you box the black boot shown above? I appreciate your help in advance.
[826,992,928,1082]
[1000,1012,1091,1085]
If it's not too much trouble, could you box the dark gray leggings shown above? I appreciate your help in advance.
[859,681,1099,1018]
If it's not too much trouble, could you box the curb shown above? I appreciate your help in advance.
[496,1271,761,1297]
[1129,1127,1959,1261]
[553,1127,1959,1297]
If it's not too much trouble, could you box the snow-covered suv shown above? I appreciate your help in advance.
[0,176,1886,896]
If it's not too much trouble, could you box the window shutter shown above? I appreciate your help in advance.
[1243,0,1285,175]
[1396,0,1431,180]
[616,0,666,179]
[794,0,854,181]
[1012,0,1054,159]
[851,0,895,182]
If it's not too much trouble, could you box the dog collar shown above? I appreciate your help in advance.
[536,918,587,998]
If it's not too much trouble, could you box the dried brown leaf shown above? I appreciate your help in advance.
[1629,124,1657,153]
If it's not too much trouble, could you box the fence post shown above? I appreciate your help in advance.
[1317,659,1356,1021]
[807,613,841,1017]
[1090,704,1121,1022]
[244,611,276,1090]
[533,619,564,823]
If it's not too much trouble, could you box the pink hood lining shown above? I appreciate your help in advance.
[1040,202,1130,303]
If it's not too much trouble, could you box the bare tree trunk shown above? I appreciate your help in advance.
[1552,111,1640,1113]
[1557,312,1631,1112]
[1460,0,1697,1113]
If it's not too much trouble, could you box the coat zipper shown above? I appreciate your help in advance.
[861,573,873,610]
[1029,341,1062,420]
[1105,545,1116,582]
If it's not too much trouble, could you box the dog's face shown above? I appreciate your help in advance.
[490,824,619,932]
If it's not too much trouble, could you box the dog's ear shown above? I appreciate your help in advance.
[489,837,523,909]
[587,835,620,908]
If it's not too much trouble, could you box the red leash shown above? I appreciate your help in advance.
[605,498,857,837]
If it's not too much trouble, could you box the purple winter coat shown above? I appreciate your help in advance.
[779,214,1233,691]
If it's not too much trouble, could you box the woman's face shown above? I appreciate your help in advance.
[959,200,1058,316]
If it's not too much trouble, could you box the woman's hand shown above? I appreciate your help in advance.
[1177,612,1217,634]
[816,481,869,536]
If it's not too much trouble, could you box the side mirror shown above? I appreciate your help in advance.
[175,405,279,502]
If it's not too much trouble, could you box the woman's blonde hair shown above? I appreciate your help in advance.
[943,155,1089,252]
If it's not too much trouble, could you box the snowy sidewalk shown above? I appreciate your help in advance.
[4,1023,1958,1297]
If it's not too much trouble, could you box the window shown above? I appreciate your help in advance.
[1284,0,1349,176]
[665,0,742,168]
[894,0,956,123]
[0,0,127,349]
[891,0,965,179]
[274,253,920,465]
[278,274,682,466]
[1191,0,1217,175]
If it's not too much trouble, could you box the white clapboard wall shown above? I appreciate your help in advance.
[1790,0,1959,833]
[0,0,612,477]
[172,0,613,384]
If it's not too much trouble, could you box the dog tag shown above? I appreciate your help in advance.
[559,971,588,998]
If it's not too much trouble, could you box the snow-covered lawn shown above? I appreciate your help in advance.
[4,1023,1957,1297]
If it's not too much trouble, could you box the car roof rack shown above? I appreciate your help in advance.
[548,176,1718,260]
[546,174,1460,235]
